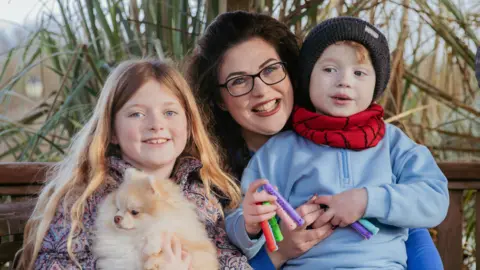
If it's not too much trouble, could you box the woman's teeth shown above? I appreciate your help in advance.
[253,100,278,112]
[143,138,168,144]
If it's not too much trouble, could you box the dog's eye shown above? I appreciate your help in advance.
[131,210,139,216]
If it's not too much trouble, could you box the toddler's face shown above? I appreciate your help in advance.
[309,43,376,117]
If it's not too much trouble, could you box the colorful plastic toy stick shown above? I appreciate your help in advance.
[256,202,278,252]
[261,220,278,252]
[358,218,379,235]
[351,221,373,239]
[263,183,305,227]
[263,202,283,241]
[273,201,297,231]
[318,204,374,239]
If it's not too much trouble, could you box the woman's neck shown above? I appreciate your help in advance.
[241,128,272,152]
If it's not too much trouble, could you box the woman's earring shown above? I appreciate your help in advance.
[217,103,228,111]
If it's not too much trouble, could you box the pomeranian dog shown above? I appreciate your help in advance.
[93,168,219,270]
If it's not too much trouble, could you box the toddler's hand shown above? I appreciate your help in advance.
[242,179,278,237]
[313,188,367,227]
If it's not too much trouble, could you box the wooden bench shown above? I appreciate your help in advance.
[0,162,479,269]
[0,163,49,266]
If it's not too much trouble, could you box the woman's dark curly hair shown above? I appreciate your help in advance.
[185,11,300,179]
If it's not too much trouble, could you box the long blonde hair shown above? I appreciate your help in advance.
[18,59,241,269]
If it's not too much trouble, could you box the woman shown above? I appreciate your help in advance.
[187,11,443,269]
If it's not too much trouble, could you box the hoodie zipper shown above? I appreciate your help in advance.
[341,149,351,186]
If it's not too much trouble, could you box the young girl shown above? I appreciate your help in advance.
[17,59,251,269]
[226,17,449,269]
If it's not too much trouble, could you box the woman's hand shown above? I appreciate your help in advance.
[268,196,334,269]
[242,179,278,237]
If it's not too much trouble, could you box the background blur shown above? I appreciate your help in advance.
[0,0,479,268]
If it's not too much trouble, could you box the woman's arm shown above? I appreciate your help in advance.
[249,246,277,270]
[406,228,443,270]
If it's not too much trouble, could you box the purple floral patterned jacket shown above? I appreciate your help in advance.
[34,156,251,270]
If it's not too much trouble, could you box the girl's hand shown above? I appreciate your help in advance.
[163,233,192,270]
[268,196,334,268]
[144,232,192,270]
[242,179,278,237]
[313,188,368,227]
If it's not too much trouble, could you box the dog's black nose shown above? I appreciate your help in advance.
[114,215,122,224]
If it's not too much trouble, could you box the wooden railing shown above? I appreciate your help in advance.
[0,162,479,269]
[436,162,480,270]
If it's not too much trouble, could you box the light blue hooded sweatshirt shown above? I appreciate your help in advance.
[226,124,449,270]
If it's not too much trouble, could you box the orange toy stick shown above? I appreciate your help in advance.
[256,202,278,252]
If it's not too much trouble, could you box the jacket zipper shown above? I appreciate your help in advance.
[341,149,350,185]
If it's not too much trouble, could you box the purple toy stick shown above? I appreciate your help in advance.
[263,183,305,227]
[351,222,372,239]
[318,203,374,240]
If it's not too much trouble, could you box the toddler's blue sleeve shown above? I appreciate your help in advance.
[224,160,268,259]
[364,125,449,228]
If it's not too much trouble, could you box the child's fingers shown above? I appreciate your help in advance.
[250,190,277,204]
[162,232,174,257]
[330,216,341,227]
[299,208,324,228]
[181,250,192,266]
[313,195,333,206]
[311,208,334,229]
[296,203,321,219]
[339,221,349,228]
[246,211,277,224]
[181,250,189,260]
[308,194,318,203]
[246,179,269,195]
[245,204,277,216]
[292,202,322,231]
[171,235,182,257]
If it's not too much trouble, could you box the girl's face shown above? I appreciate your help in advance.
[112,80,188,175]
[218,37,294,140]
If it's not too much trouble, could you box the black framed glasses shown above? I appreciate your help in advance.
[218,62,287,97]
